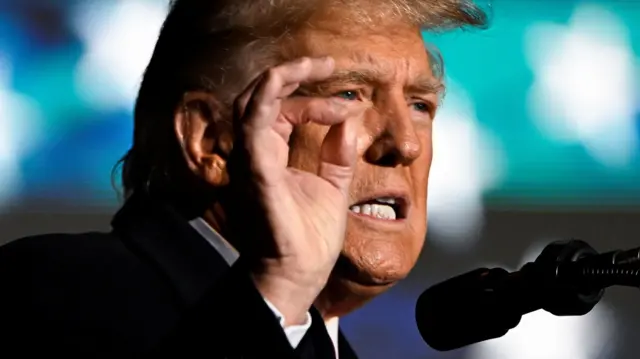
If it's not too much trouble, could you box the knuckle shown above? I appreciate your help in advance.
[263,68,283,94]
[279,111,298,126]
[300,101,319,123]
[264,67,281,84]
[296,57,311,68]
[256,102,272,117]
[248,97,272,118]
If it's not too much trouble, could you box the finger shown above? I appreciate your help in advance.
[242,57,335,131]
[234,76,262,122]
[280,97,370,127]
[269,97,369,144]
[234,79,299,121]
[257,57,335,101]
[317,115,363,196]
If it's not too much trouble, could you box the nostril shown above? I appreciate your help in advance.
[376,152,400,167]
[364,132,421,167]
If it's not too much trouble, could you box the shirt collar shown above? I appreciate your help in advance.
[187,217,340,348]
[188,217,239,266]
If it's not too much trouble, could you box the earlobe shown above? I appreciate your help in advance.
[174,92,232,187]
[201,153,230,186]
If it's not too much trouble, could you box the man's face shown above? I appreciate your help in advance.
[287,18,438,311]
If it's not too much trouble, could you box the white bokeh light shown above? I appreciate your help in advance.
[427,82,506,250]
[525,4,638,168]
[0,55,42,207]
[469,304,614,359]
[72,0,169,110]
[469,241,616,359]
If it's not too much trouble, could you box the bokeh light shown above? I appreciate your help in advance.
[427,81,506,250]
[72,0,169,111]
[469,304,615,359]
[526,4,639,168]
[0,53,42,208]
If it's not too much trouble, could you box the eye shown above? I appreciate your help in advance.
[333,90,360,101]
[411,101,431,113]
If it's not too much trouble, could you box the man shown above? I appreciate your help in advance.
[0,0,487,357]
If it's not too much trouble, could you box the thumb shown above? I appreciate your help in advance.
[317,115,362,196]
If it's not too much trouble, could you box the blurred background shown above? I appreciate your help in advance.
[0,0,638,358]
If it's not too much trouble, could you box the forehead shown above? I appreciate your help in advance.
[291,22,434,80]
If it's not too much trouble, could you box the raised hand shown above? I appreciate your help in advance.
[228,57,368,325]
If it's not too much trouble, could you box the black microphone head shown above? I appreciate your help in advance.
[415,268,522,351]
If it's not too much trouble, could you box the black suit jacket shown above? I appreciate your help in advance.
[0,194,358,358]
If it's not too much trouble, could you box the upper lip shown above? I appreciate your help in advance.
[350,190,411,219]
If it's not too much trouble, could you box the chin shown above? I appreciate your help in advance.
[315,251,410,318]
[336,251,409,285]
[315,217,424,317]
[340,230,417,284]
[316,271,396,318]
[342,211,424,281]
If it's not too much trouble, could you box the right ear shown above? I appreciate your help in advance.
[174,92,233,187]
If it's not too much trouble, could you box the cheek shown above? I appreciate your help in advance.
[288,122,374,170]
[287,124,327,171]
[412,130,433,201]
[407,130,432,242]
[421,126,434,168]
[408,214,428,259]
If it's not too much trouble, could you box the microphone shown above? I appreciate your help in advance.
[415,239,640,351]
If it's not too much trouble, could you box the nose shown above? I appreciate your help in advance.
[364,93,422,167]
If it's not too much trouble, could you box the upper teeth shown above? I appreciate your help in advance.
[350,203,396,220]
[376,197,396,205]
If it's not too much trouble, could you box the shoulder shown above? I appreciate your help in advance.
[2,231,126,259]
[2,230,168,290]
[0,231,142,278]
[0,232,181,352]
[0,231,179,317]
[0,230,174,296]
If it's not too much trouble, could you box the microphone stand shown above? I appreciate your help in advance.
[492,240,640,319]
[558,244,640,289]
[416,239,640,351]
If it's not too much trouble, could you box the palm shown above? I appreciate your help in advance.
[229,57,365,295]
[257,115,349,262]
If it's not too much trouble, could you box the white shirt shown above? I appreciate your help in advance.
[189,218,340,355]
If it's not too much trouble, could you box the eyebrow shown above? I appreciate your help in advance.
[300,69,445,97]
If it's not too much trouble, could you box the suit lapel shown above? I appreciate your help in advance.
[338,329,359,359]
[112,194,360,358]
[294,307,337,359]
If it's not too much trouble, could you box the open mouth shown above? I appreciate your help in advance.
[349,196,408,221]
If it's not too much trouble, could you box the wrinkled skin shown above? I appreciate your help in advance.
[179,16,439,321]
[286,19,439,318]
